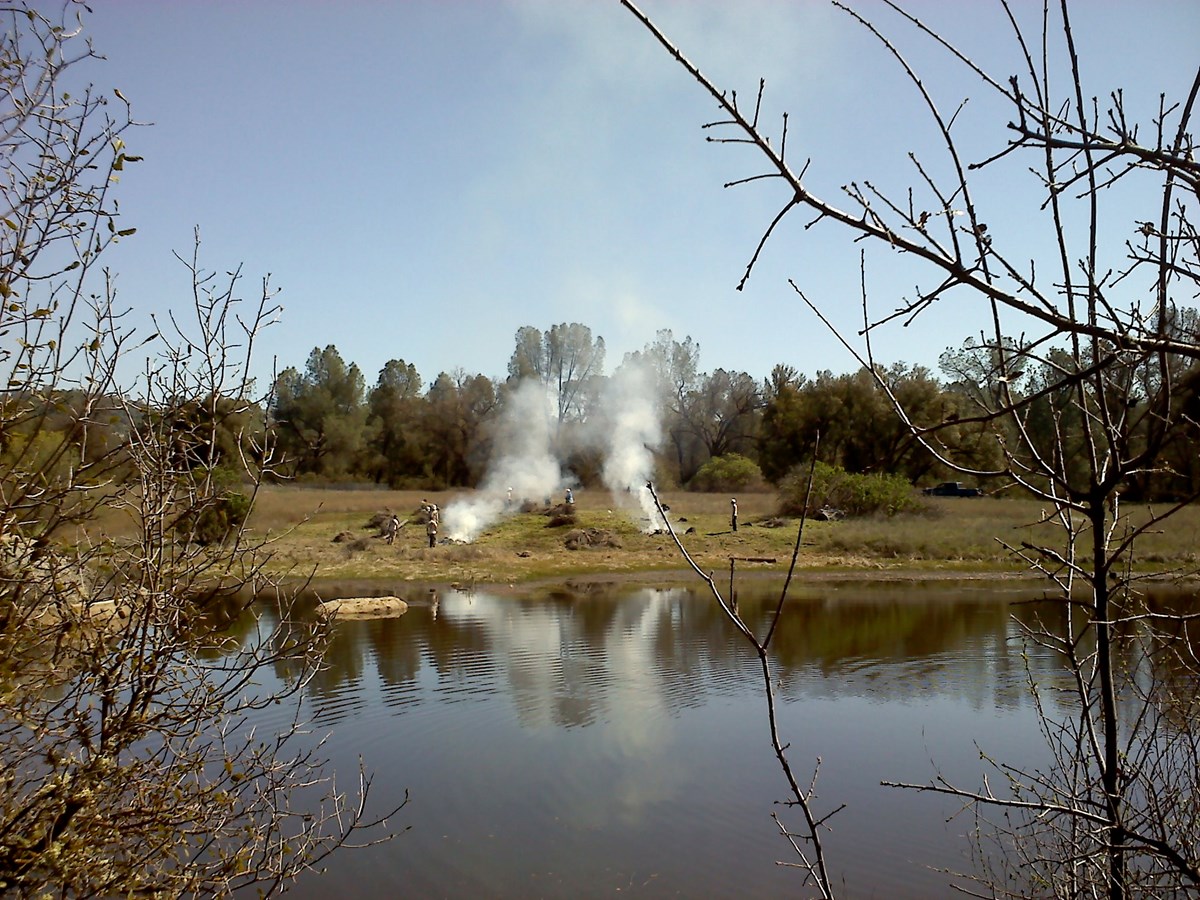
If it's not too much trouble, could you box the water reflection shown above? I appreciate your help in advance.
[269,581,1058,730]
[251,578,1196,899]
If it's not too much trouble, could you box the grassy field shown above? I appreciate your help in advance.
[245,485,1200,587]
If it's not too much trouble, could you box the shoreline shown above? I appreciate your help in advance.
[281,565,1200,607]
[291,566,1045,600]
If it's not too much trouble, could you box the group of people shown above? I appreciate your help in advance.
[383,500,439,548]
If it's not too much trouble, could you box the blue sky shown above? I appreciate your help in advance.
[81,1,1198,393]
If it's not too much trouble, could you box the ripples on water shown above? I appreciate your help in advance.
[255,580,1092,899]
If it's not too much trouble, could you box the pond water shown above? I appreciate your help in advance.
[252,578,1090,898]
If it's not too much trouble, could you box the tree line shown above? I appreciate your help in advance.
[263,318,1199,501]
[11,317,1194,504]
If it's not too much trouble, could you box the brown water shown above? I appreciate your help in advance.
[249,578,1094,898]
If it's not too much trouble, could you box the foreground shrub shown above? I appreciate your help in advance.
[778,461,917,517]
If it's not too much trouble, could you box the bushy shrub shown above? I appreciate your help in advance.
[689,453,765,492]
[778,461,917,518]
[178,468,252,545]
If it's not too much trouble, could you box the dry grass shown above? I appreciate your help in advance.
[246,486,794,584]
[70,484,1200,586]
[247,486,460,532]
[857,496,1200,570]
[248,485,1200,585]
[247,485,783,524]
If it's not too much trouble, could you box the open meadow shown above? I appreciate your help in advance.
[246,485,1200,587]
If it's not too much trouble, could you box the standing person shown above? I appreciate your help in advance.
[426,515,437,548]
[730,497,738,533]
[565,487,574,506]
[385,514,400,545]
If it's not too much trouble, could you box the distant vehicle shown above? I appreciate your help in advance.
[922,481,983,497]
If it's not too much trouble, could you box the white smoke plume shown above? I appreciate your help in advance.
[442,380,563,542]
[597,360,665,531]
[442,358,666,542]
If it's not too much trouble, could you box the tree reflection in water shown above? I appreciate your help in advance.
[222,579,1200,898]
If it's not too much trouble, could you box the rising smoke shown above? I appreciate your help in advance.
[595,361,664,530]
[442,379,563,542]
[441,359,664,542]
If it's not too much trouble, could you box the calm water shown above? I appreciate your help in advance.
[252,578,1082,898]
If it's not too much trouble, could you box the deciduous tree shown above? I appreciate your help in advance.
[681,368,763,467]
[507,322,605,424]
[627,0,1200,895]
[0,5,395,893]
